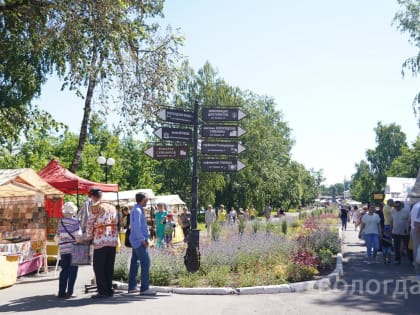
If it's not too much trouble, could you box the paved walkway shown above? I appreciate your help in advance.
[1,222,419,314]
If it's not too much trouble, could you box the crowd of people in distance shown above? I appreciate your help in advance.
[339,198,420,280]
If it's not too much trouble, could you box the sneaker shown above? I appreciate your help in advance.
[128,288,139,294]
[140,289,156,296]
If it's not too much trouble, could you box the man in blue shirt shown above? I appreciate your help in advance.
[128,193,156,295]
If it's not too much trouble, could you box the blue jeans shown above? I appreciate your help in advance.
[128,244,150,292]
[364,233,379,260]
[59,253,78,296]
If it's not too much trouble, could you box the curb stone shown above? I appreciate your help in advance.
[113,253,344,295]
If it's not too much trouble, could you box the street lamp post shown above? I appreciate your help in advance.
[97,156,115,183]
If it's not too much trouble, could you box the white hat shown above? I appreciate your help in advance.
[62,202,77,215]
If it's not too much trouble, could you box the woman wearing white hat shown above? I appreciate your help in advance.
[56,202,82,298]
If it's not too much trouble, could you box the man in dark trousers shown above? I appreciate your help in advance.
[86,189,119,298]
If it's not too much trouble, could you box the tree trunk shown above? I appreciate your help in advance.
[69,51,100,173]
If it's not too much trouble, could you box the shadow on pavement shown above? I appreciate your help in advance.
[0,292,164,312]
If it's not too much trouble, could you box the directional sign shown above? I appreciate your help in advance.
[144,146,189,160]
[201,141,246,155]
[157,108,193,125]
[201,125,246,138]
[154,127,192,142]
[202,108,247,122]
[201,159,246,172]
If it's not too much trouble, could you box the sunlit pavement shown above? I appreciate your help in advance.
[1,222,419,315]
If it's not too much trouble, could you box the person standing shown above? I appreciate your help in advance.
[361,205,382,264]
[154,202,167,248]
[205,205,216,237]
[128,193,156,295]
[56,202,81,298]
[383,199,394,227]
[76,190,93,236]
[217,204,227,225]
[179,206,191,242]
[264,204,272,221]
[409,196,420,280]
[390,200,411,264]
[86,189,119,298]
[339,206,348,231]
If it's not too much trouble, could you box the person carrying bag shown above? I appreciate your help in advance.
[56,202,82,299]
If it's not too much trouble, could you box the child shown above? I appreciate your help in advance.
[164,213,176,248]
[382,225,393,264]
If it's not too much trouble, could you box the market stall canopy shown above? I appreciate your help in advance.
[385,176,416,201]
[408,168,420,198]
[154,194,186,206]
[0,168,63,205]
[38,159,118,195]
[102,189,155,206]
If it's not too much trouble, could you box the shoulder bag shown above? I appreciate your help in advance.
[125,214,131,248]
[61,220,91,266]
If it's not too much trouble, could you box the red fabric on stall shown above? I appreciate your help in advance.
[38,159,118,195]
[44,198,64,218]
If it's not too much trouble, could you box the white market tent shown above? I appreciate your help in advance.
[102,189,156,206]
[385,176,416,202]
[154,194,186,214]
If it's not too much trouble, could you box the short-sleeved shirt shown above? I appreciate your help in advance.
[410,201,420,230]
[390,208,410,235]
[362,213,380,234]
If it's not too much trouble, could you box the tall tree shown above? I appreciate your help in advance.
[366,122,407,191]
[393,0,420,128]
[387,136,420,177]
[0,1,183,172]
[350,160,376,203]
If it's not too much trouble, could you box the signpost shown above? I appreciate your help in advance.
[201,141,246,155]
[153,127,192,142]
[202,108,247,121]
[144,146,189,160]
[201,159,246,172]
[201,125,246,138]
[157,108,193,125]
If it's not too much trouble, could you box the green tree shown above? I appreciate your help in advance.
[366,122,407,191]
[393,0,420,128]
[350,160,375,203]
[0,1,183,172]
[387,136,420,177]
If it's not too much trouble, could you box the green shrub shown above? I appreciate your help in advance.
[237,272,258,287]
[206,266,231,287]
[150,263,172,286]
[317,248,334,267]
[281,220,288,234]
[238,216,246,235]
[290,221,300,229]
[113,251,129,281]
[212,221,221,241]
[252,220,260,233]
[285,263,318,282]
[178,272,200,287]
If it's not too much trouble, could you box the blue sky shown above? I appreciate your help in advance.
[38,0,419,185]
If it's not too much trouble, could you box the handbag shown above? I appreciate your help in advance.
[125,228,131,248]
[71,243,91,265]
[61,220,91,265]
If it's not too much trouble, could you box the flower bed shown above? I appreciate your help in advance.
[114,209,340,287]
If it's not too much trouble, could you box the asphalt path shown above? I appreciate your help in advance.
[1,221,419,315]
